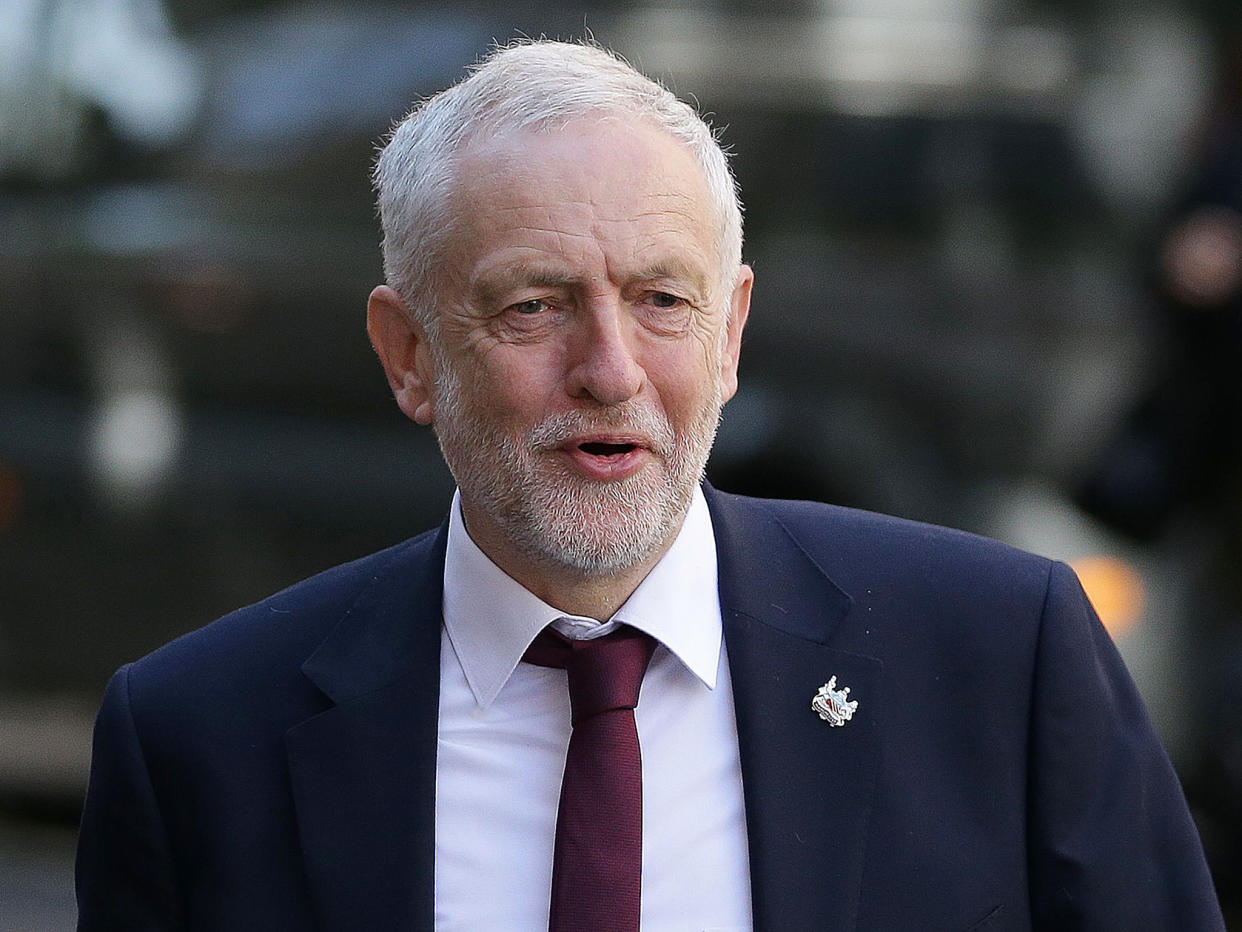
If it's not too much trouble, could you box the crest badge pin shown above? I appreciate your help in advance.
[812,676,858,727]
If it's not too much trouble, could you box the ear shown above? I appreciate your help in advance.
[719,264,753,404]
[366,285,436,425]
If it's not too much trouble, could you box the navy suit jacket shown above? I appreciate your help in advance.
[76,487,1224,930]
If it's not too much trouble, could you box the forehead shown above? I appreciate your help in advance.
[443,117,717,280]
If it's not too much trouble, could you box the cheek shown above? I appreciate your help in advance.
[645,343,722,416]
[464,347,566,422]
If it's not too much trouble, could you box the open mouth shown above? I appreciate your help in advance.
[561,437,648,479]
[578,441,637,457]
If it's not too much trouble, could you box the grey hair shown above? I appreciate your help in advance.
[373,39,744,331]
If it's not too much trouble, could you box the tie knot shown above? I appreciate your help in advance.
[525,625,657,723]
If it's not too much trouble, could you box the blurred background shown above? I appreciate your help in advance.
[2,0,1241,925]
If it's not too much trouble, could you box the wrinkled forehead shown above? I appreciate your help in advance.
[441,116,720,266]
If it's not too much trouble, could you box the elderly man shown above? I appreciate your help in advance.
[76,40,1222,931]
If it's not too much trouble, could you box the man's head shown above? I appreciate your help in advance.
[373,40,744,333]
[367,40,752,596]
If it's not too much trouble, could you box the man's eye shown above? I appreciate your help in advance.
[648,292,683,309]
[511,299,548,315]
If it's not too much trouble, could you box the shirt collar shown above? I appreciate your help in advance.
[442,486,723,709]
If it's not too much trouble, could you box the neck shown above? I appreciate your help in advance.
[513,553,665,622]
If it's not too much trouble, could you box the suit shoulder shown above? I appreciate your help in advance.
[714,488,1044,559]
[708,488,1054,598]
[126,528,441,690]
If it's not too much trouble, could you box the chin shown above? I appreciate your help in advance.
[509,471,693,574]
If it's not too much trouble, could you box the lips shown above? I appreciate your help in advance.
[558,434,651,480]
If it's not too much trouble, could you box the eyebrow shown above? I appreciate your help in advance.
[633,260,709,293]
[470,258,711,305]
[471,264,578,305]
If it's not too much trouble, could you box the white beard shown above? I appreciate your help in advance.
[430,352,722,575]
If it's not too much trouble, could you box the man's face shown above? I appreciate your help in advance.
[404,117,750,577]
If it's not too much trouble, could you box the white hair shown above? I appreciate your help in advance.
[373,39,744,330]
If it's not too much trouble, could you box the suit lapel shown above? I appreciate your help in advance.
[707,487,882,932]
[285,526,447,931]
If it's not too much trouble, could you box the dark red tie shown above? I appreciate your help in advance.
[524,625,658,932]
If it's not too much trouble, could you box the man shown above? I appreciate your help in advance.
[76,40,1223,930]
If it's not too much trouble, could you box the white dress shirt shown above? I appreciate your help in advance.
[434,486,753,930]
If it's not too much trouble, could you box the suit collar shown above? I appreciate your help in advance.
[705,484,854,640]
[706,485,882,932]
[299,524,447,703]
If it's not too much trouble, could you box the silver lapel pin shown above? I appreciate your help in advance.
[812,676,858,726]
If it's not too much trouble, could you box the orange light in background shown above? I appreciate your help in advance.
[1070,556,1145,640]
[0,464,23,531]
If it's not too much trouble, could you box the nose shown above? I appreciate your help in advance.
[564,301,646,406]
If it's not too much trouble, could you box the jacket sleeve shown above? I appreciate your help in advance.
[76,665,185,931]
[1026,561,1224,929]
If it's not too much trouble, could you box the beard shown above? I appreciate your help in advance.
[430,354,722,576]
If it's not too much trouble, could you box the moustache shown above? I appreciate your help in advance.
[527,406,676,456]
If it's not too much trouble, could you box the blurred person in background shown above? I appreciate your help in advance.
[75,39,1223,930]
[1077,18,1242,920]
